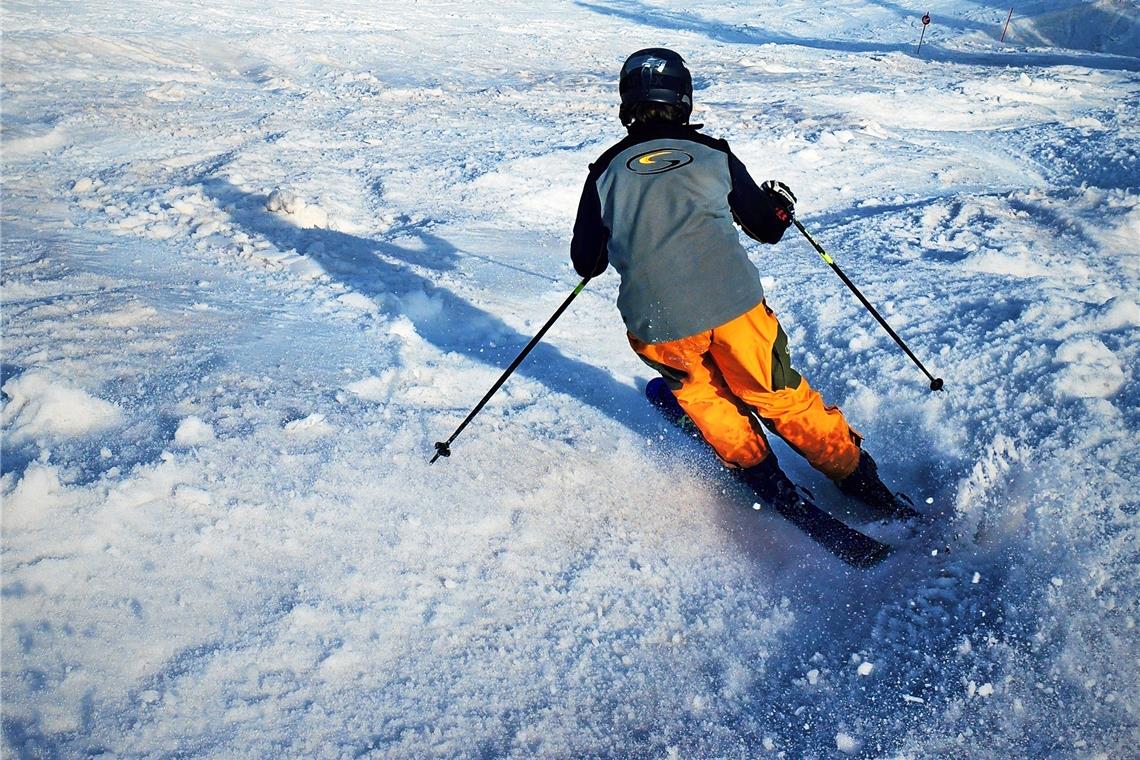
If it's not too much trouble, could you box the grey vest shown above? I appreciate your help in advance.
[595,137,765,343]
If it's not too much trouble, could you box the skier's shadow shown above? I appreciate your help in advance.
[201,179,654,442]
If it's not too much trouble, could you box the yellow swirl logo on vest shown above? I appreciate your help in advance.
[626,148,694,175]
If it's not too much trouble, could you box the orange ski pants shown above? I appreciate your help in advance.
[630,301,861,479]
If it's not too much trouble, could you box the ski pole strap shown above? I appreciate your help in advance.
[430,277,590,463]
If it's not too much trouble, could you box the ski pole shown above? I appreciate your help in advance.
[792,217,944,392]
[430,278,590,463]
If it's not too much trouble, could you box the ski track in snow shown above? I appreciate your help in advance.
[2,1,1138,757]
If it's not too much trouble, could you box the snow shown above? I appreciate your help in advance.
[2,0,1138,757]
[1,371,123,443]
[265,188,331,230]
[836,730,862,753]
[172,416,216,447]
[1054,336,1127,398]
[999,0,1140,56]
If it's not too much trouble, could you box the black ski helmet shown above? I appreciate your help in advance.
[618,48,693,126]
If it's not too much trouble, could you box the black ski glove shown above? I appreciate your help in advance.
[760,180,797,221]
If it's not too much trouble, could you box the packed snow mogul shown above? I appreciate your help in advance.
[571,48,909,516]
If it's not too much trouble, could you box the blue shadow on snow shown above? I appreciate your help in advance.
[200,179,657,447]
[576,0,1140,72]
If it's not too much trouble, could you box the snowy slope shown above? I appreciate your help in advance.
[2,0,1138,757]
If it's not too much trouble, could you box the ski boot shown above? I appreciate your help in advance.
[737,452,803,512]
[739,451,891,567]
[835,450,918,520]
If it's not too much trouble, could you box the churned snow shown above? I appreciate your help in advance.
[2,0,1138,757]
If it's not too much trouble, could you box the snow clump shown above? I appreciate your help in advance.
[1054,337,1125,398]
[173,416,215,447]
[836,731,861,754]
[265,188,329,229]
[1,371,122,443]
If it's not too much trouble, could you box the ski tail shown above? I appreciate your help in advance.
[762,492,891,567]
[646,377,685,423]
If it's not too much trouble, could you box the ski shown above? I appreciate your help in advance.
[748,482,891,568]
[645,379,891,568]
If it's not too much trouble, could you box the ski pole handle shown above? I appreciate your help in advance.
[430,278,590,463]
[792,218,944,392]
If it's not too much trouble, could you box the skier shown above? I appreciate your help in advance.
[570,48,910,516]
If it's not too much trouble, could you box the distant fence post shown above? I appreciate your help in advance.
[1000,8,1014,43]
[917,12,931,54]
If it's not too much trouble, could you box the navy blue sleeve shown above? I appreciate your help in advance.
[570,174,609,278]
[726,152,790,244]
